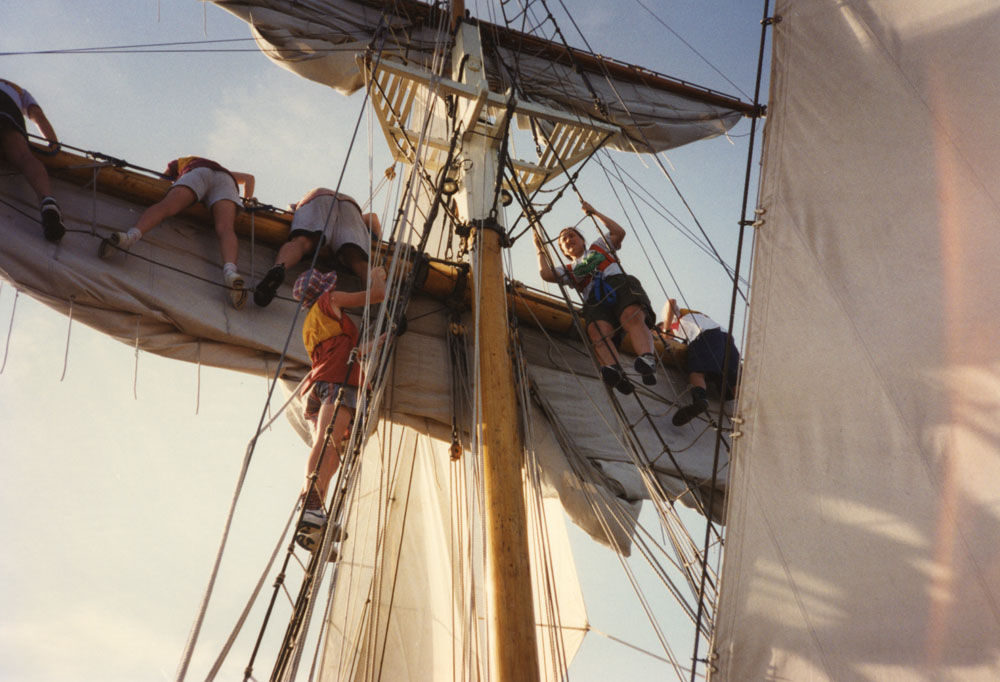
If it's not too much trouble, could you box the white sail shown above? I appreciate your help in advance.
[713,1,1000,679]
[212,0,749,153]
[320,421,587,681]
[0,168,723,538]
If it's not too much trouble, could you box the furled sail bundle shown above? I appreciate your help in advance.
[0,1,747,677]
[0,154,724,547]
[712,1,1000,680]
[213,0,751,153]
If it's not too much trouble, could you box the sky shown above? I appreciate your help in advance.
[0,1,768,680]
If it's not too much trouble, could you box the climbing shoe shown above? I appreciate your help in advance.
[225,271,247,310]
[253,264,285,307]
[672,387,709,426]
[600,364,634,396]
[40,197,65,242]
[634,353,657,386]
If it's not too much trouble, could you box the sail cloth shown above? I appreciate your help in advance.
[714,1,1000,680]
[321,421,587,681]
[0,167,725,551]
[211,0,748,153]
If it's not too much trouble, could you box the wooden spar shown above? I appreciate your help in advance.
[36,145,686,362]
[356,0,753,115]
[38,147,292,242]
[451,20,541,682]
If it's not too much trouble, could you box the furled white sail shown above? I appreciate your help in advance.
[713,1,1000,679]
[211,0,748,153]
[0,165,724,549]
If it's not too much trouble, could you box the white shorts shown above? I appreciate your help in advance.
[173,167,241,209]
[290,195,370,258]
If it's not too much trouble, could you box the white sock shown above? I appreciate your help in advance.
[121,227,142,247]
[223,262,239,281]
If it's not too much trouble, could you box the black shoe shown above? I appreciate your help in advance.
[254,264,285,307]
[40,198,65,243]
[633,353,657,386]
[672,398,709,426]
[600,364,634,395]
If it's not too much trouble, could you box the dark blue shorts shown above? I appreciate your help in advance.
[686,328,740,395]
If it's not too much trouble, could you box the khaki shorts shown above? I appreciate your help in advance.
[290,194,370,259]
[173,167,242,208]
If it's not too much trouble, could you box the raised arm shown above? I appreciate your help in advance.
[26,104,58,150]
[659,298,679,334]
[327,266,387,313]
[232,172,255,201]
[581,200,625,250]
[533,230,560,283]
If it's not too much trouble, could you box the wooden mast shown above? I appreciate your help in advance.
[450,17,541,682]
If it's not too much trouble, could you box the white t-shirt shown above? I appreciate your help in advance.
[677,311,721,342]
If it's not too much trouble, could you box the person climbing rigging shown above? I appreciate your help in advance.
[659,299,740,426]
[535,199,657,395]
[253,187,382,307]
[293,264,387,552]
[0,78,65,242]
[98,156,255,309]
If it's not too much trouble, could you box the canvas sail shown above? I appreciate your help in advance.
[211,0,749,154]
[713,1,1000,679]
[319,421,587,681]
[0,161,724,549]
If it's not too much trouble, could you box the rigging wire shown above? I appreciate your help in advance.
[173,30,388,682]
[689,2,771,679]
[631,0,752,101]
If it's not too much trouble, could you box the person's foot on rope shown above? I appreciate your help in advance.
[253,263,285,307]
[39,196,65,242]
[224,268,247,310]
[98,228,140,258]
[600,364,634,396]
[672,386,709,426]
[634,353,657,386]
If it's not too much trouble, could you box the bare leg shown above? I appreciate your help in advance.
[587,320,619,367]
[620,304,654,356]
[275,234,319,269]
[210,199,239,266]
[304,401,353,503]
[1,130,51,200]
[134,186,197,235]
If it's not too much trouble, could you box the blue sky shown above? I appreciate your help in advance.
[0,1,767,679]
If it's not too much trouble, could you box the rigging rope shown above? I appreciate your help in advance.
[689,2,771,679]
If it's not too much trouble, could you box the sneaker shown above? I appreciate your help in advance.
[672,397,709,426]
[40,198,65,242]
[225,271,247,310]
[600,364,634,396]
[253,264,285,307]
[99,230,141,258]
[634,353,657,386]
[98,232,123,259]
